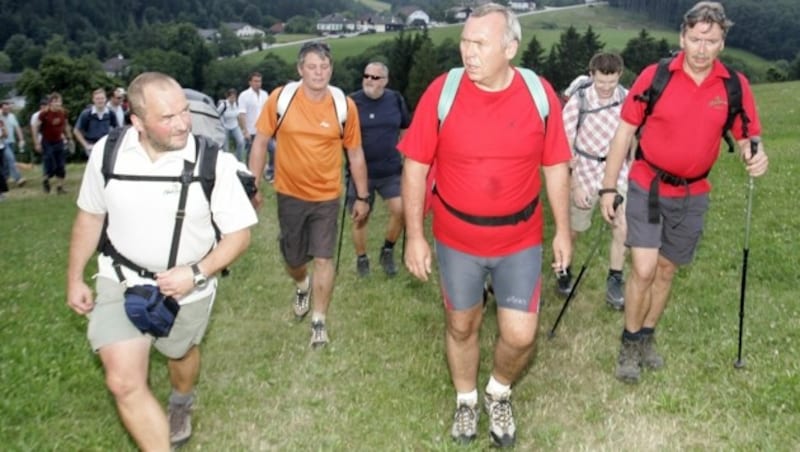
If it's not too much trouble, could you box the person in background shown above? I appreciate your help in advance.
[33,92,72,194]
[74,88,119,156]
[218,88,246,162]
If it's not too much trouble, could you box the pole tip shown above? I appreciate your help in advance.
[733,359,746,369]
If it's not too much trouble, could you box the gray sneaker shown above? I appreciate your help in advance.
[641,333,665,369]
[615,337,642,383]
[606,273,625,310]
[310,320,329,349]
[356,255,370,277]
[451,401,479,444]
[294,286,310,320]
[484,391,516,448]
[379,247,397,277]
[168,399,193,447]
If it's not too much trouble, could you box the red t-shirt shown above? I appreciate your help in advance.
[622,52,761,196]
[39,109,68,143]
[398,69,570,256]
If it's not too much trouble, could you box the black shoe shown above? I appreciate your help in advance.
[556,267,573,297]
[356,255,370,277]
[42,179,51,194]
[56,186,67,195]
[379,247,397,277]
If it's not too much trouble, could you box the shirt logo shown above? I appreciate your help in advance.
[320,121,331,128]
[708,95,727,109]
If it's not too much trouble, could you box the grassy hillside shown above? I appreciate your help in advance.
[248,4,772,80]
[0,79,797,450]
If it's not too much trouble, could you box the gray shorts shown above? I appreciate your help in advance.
[435,241,542,313]
[277,193,340,267]
[87,276,214,359]
[346,173,401,212]
[626,181,709,265]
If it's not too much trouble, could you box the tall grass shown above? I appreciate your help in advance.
[0,81,798,450]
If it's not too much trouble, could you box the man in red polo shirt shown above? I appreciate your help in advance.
[600,1,769,384]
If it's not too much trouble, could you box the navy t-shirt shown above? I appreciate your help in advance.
[351,89,411,179]
[76,107,118,143]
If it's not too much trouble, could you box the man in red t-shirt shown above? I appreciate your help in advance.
[600,1,769,384]
[33,92,73,194]
[399,4,571,447]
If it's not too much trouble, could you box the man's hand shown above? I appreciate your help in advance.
[351,199,370,223]
[155,265,196,300]
[550,231,572,275]
[742,139,768,177]
[404,236,432,281]
[572,186,592,210]
[66,280,95,315]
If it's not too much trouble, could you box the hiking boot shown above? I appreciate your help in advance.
[641,333,665,369]
[16,177,26,187]
[56,186,67,195]
[606,273,625,310]
[310,320,328,349]
[356,255,370,278]
[42,178,51,194]
[615,337,642,383]
[294,286,310,320]
[556,267,573,297]
[379,247,397,277]
[484,391,516,448]
[168,399,193,447]
[450,401,479,444]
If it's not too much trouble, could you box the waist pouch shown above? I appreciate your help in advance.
[124,285,180,337]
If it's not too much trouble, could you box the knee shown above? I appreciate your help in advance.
[447,316,480,342]
[104,371,147,401]
[500,327,536,351]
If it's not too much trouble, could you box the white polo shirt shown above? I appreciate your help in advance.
[237,87,268,136]
[77,128,258,304]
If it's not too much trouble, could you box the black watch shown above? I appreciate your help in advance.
[355,194,369,203]
[191,263,208,288]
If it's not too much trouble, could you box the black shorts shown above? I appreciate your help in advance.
[276,194,340,268]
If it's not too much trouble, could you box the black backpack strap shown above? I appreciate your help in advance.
[634,57,673,137]
[721,63,749,152]
[102,126,130,186]
[166,157,198,269]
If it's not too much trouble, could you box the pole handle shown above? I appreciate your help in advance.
[749,136,761,158]
[613,194,624,211]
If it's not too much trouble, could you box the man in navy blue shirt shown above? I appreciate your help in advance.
[348,62,411,277]
[74,88,119,156]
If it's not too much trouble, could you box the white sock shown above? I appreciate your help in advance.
[312,312,325,323]
[296,275,310,292]
[486,375,511,396]
[456,389,478,406]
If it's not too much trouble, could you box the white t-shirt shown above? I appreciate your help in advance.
[217,99,240,130]
[77,128,258,304]
[237,88,268,136]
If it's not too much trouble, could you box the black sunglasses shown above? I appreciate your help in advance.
[363,74,385,80]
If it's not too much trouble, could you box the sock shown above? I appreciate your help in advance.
[357,253,368,260]
[169,390,194,406]
[296,275,310,292]
[622,328,641,341]
[486,374,511,396]
[312,312,325,323]
[382,240,395,250]
[609,269,623,278]
[456,389,478,406]
[640,327,655,337]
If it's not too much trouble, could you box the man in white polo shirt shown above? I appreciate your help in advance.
[237,72,270,179]
[66,72,257,450]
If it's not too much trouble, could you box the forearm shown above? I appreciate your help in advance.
[67,210,105,284]
[602,122,636,190]
[402,158,430,239]
[73,128,88,149]
[543,162,571,236]
[248,133,269,185]
[346,147,369,196]
[197,228,251,276]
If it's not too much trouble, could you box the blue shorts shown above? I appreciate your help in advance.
[435,241,542,313]
[626,181,709,265]
[346,173,401,212]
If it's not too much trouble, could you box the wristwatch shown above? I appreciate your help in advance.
[355,194,369,203]
[191,263,208,288]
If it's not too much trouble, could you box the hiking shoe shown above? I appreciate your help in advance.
[294,287,310,320]
[450,401,479,444]
[556,267,573,297]
[379,247,397,277]
[16,177,26,187]
[606,273,625,310]
[42,179,51,193]
[310,320,328,349]
[56,186,67,195]
[615,337,642,384]
[484,391,516,448]
[641,333,665,369]
[168,399,193,447]
[356,255,370,278]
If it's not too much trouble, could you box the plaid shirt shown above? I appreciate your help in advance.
[562,85,630,196]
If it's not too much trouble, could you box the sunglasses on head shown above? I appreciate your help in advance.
[363,74,385,80]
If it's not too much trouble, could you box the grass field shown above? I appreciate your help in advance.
[0,80,798,450]
[245,4,772,81]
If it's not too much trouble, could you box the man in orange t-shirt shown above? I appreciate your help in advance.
[249,41,370,349]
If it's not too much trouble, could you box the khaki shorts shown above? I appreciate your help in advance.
[87,276,215,359]
[570,184,628,232]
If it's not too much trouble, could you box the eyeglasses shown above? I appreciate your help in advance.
[363,74,385,80]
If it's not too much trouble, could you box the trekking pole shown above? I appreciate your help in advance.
[549,194,623,339]
[734,137,760,369]
[335,172,351,275]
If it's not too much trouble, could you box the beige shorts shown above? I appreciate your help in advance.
[570,184,628,233]
[87,276,215,359]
